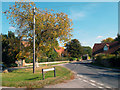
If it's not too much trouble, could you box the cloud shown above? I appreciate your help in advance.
[96,36,103,39]
[70,11,85,20]
[70,3,98,21]
[9,26,16,30]
[81,41,87,44]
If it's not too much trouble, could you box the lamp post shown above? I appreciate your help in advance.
[33,7,35,73]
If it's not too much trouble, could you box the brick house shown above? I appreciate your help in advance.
[54,46,65,57]
[92,41,120,56]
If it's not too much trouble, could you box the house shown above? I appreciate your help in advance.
[21,41,30,47]
[54,46,65,57]
[92,41,120,56]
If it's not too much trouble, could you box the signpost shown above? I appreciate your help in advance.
[42,67,56,80]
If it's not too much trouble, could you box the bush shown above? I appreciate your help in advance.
[94,54,120,67]
[9,63,17,67]
[69,57,74,61]
[25,58,33,63]
[38,57,69,63]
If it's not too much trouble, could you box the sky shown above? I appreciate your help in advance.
[1,1,119,48]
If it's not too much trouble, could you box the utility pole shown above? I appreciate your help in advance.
[33,7,35,73]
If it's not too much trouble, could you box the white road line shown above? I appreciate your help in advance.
[98,86,104,88]
[97,83,104,86]
[77,74,83,77]
[77,74,111,88]
[90,80,96,83]
[90,83,96,86]
[105,86,111,88]
[83,80,88,83]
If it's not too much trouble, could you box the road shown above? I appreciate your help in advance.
[45,60,120,88]
[64,60,120,88]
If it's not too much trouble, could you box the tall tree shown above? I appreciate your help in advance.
[101,37,114,43]
[2,31,20,66]
[114,33,120,41]
[82,46,92,57]
[3,2,73,60]
[65,39,83,58]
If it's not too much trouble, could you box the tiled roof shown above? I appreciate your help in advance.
[92,41,120,55]
[54,46,64,56]
[21,41,30,47]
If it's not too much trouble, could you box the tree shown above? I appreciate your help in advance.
[65,39,83,58]
[114,33,120,41]
[2,31,20,66]
[83,46,92,57]
[3,2,73,61]
[101,37,114,43]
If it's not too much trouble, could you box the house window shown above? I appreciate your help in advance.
[104,45,108,51]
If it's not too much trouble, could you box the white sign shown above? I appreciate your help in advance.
[43,68,55,72]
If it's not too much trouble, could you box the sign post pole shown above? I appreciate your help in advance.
[54,67,56,77]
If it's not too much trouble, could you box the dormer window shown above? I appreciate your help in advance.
[104,44,109,51]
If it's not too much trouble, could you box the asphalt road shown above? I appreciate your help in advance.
[64,60,120,88]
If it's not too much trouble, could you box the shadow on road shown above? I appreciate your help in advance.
[70,61,120,73]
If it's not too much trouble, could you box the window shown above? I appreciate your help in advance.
[104,45,108,51]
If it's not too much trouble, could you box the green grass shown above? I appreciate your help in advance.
[2,66,74,88]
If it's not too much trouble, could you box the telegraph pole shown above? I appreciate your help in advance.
[33,7,35,73]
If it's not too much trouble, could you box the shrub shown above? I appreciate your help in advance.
[94,54,120,67]
[25,58,33,63]
[9,63,17,67]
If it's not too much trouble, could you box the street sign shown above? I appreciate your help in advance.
[42,67,56,80]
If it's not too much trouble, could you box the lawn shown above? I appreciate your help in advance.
[2,66,74,88]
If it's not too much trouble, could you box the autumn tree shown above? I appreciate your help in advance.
[3,2,73,61]
[101,37,114,43]
[65,39,83,58]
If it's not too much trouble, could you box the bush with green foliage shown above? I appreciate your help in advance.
[94,54,120,67]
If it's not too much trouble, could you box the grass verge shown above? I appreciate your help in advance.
[2,66,74,88]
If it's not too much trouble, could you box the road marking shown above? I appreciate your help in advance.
[83,80,88,83]
[77,74,111,88]
[90,83,96,86]
[97,83,104,86]
[105,86,111,88]
[90,80,96,83]
[77,74,83,77]
[98,86,103,88]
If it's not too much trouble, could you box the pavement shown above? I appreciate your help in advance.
[45,60,120,88]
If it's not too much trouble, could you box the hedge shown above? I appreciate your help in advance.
[94,54,120,67]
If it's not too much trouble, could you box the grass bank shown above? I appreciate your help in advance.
[2,66,74,88]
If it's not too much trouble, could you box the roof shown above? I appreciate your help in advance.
[92,41,120,55]
[54,46,64,54]
[21,41,30,47]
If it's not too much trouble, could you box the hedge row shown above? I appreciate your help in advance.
[93,54,120,67]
